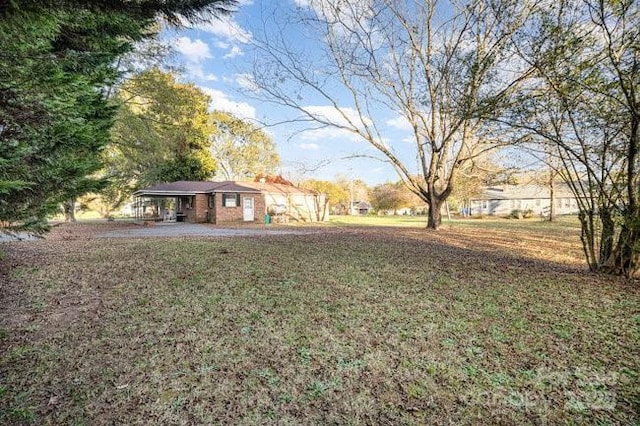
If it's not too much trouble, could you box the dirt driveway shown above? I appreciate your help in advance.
[96,222,317,238]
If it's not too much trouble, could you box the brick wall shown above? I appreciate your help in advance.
[166,188,326,224]
[195,193,209,222]
[184,194,209,223]
[183,191,323,224]
[213,192,265,224]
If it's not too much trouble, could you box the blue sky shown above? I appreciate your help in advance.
[162,0,420,185]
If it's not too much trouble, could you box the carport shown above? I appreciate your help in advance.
[132,196,182,222]
[132,181,218,223]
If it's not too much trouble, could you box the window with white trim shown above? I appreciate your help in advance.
[222,194,240,207]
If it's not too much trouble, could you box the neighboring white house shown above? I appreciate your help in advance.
[468,184,580,217]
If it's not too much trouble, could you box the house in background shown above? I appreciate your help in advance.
[132,181,328,224]
[332,200,371,215]
[468,184,579,217]
[350,201,372,215]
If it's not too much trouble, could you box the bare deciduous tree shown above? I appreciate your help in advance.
[249,0,533,228]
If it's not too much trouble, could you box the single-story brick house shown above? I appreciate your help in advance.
[468,184,579,217]
[132,181,328,224]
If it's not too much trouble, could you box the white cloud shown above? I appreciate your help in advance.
[299,143,320,150]
[175,37,211,63]
[302,105,372,128]
[215,40,230,49]
[185,63,206,80]
[197,16,252,44]
[183,64,218,82]
[223,45,244,59]
[234,73,257,91]
[200,87,256,119]
[299,126,358,142]
[294,0,376,40]
[298,105,371,142]
[386,115,413,132]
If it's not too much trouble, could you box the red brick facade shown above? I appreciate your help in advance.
[178,194,209,223]
[174,193,268,224]
[211,192,266,224]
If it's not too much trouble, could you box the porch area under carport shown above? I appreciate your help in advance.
[132,181,219,223]
[132,191,210,223]
[132,195,185,222]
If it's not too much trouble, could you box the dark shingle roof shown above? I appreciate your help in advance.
[211,181,317,195]
[132,181,219,196]
[133,181,320,197]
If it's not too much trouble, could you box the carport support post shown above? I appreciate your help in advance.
[134,196,140,221]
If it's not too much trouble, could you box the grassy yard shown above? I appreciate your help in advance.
[329,213,581,231]
[0,221,638,425]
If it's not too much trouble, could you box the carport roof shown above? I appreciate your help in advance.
[133,181,219,196]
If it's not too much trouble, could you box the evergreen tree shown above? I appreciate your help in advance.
[0,0,233,232]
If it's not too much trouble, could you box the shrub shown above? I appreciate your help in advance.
[507,209,534,219]
[507,209,523,219]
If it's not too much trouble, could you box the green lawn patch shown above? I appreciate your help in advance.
[0,222,637,424]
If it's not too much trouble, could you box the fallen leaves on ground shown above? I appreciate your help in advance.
[0,221,637,425]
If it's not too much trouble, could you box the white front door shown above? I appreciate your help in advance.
[243,197,254,221]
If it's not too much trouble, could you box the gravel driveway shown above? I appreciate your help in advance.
[96,223,314,238]
[0,232,39,242]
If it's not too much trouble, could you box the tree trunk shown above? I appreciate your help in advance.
[427,198,444,230]
[600,218,639,278]
[605,113,638,277]
[63,199,76,223]
[549,174,556,222]
[598,207,615,266]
